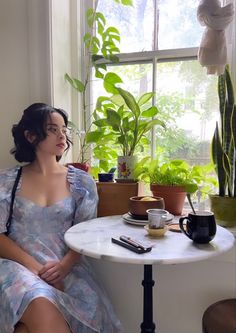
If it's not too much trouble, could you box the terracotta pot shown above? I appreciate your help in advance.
[66,162,90,172]
[209,194,236,227]
[150,184,186,216]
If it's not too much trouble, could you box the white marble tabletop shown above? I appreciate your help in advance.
[64,215,235,265]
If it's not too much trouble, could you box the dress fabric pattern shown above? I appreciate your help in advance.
[0,165,122,333]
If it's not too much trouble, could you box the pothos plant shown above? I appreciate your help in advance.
[65,2,132,163]
[85,73,166,172]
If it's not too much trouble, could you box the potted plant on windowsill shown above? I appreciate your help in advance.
[210,64,236,227]
[65,120,90,172]
[134,158,215,215]
[86,77,166,180]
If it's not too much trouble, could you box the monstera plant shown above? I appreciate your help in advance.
[210,64,236,226]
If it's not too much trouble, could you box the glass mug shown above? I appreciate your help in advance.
[146,209,169,229]
[179,211,216,244]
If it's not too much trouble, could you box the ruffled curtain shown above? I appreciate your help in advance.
[223,0,236,84]
[197,0,234,75]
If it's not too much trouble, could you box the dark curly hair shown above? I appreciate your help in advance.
[11,103,72,162]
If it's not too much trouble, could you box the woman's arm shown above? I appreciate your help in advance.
[61,249,81,271]
[0,233,43,275]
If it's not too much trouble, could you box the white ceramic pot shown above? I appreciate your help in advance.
[117,155,138,180]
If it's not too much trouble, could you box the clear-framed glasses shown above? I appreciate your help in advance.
[46,124,70,136]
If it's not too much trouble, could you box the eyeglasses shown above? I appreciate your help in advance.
[46,125,70,136]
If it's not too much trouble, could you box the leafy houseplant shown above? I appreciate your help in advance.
[210,65,236,226]
[134,158,215,215]
[86,77,165,176]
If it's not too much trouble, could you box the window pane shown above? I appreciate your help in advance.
[155,60,218,164]
[97,0,203,52]
[97,0,155,52]
[92,63,153,104]
[158,0,204,49]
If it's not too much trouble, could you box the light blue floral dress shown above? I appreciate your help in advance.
[0,165,122,333]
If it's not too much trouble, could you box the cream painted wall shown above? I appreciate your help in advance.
[51,0,75,163]
[51,0,72,112]
[0,0,52,169]
[51,0,83,163]
[0,0,30,168]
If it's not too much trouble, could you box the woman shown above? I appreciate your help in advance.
[0,103,122,333]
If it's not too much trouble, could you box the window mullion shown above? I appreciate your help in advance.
[151,0,159,160]
[151,56,158,160]
[153,0,159,51]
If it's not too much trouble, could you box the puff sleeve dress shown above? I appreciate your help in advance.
[0,165,122,333]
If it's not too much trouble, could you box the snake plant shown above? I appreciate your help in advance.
[211,65,236,197]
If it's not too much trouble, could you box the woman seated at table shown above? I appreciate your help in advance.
[0,103,122,333]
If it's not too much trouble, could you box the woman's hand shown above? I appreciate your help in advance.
[39,250,80,290]
[52,281,64,292]
[39,261,69,285]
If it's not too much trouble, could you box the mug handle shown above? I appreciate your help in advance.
[179,217,191,239]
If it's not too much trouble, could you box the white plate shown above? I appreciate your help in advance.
[123,218,148,226]
[122,213,174,226]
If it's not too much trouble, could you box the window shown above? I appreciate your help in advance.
[90,0,218,166]
[97,0,204,51]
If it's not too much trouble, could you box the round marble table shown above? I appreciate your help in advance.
[64,215,235,333]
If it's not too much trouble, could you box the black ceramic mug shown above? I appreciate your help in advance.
[179,211,216,244]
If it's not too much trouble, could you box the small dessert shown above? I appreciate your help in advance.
[140,197,157,201]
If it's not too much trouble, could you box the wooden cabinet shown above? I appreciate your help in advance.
[96,182,144,217]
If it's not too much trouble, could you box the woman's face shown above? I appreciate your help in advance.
[36,112,68,157]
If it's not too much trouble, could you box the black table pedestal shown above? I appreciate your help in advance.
[140,264,156,333]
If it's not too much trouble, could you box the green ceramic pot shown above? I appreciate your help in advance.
[209,195,236,227]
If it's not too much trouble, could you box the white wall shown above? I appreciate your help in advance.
[50,0,77,163]
[0,0,30,168]
[51,0,72,112]
[0,0,52,169]
[51,0,83,164]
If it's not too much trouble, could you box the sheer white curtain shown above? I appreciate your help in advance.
[223,0,236,84]
[197,0,234,75]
